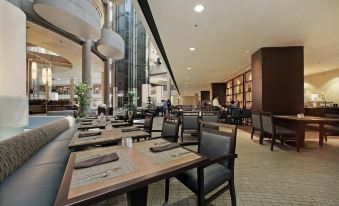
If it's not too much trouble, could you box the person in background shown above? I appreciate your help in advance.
[212,96,224,111]
[229,100,238,109]
[162,100,167,116]
[167,99,171,115]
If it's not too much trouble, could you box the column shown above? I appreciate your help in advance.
[167,72,171,100]
[103,59,111,105]
[69,78,75,104]
[82,38,92,111]
[111,61,117,108]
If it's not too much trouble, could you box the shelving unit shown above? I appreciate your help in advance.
[225,70,252,109]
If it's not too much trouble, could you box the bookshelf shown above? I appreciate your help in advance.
[225,70,252,109]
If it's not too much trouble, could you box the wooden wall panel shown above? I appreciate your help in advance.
[200,91,210,102]
[211,83,226,105]
[251,46,304,115]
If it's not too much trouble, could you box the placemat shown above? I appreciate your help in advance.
[134,139,192,164]
[70,151,137,189]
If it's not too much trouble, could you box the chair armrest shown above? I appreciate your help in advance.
[180,142,199,147]
[202,154,238,167]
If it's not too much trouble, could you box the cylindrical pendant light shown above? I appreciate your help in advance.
[47,67,52,87]
[42,68,47,84]
[31,62,38,80]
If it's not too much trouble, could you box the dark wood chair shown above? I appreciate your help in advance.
[150,116,180,143]
[133,113,154,140]
[261,112,297,151]
[181,112,200,142]
[230,108,241,124]
[251,111,264,144]
[201,112,219,123]
[112,110,135,128]
[165,121,238,206]
[324,114,339,140]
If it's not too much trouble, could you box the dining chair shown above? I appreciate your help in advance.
[165,121,238,206]
[251,111,264,144]
[323,114,339,141]
[261,112,297,151]
[150,116,180,143]
[230,108,241,124]
[134,113,154,140]
[181,112,200,143]
[240,108,252,125]
[201,112,219,123]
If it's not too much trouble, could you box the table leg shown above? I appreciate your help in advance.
[296,123,305,152]
[319,123,324,146]
[127,186,148,206]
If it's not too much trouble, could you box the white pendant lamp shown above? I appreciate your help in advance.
[47,67,52,87]
[42,68,47,84]
[31,62,38,80]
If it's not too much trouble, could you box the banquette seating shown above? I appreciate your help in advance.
[0,117,76,206]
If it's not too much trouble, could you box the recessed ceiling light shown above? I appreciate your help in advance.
[189,47,196,51]
[186,67,191,70]
[245,50,250,53]
[194,4,204,12]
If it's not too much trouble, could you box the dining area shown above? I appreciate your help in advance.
[52,112,238,206]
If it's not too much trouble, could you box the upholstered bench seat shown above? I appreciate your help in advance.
[0,117,76,206]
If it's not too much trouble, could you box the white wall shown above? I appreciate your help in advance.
[0,1,28,140]
[304,68,339,104]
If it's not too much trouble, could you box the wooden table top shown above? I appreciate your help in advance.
[78,121,109,130]
[274,115,339,123]
[56,139,207,206]
[69,127,150,150]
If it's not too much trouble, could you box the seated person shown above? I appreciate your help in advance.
[212,96,225,111]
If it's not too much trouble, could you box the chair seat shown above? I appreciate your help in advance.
[176,163,231,194]
[324,125,339,133]
[275,126,296,136]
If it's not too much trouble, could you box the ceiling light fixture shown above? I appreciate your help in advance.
[186,67,191,70]
[194,4,204,12]
[189,47,196,51]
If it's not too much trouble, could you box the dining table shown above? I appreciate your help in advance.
[77,120,109,131]
[274,115,339,151]
[69,127,150,150]
[55,138,207,206]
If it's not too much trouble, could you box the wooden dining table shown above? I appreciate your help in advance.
[56,139,208,206]
[274,115,339,151]
[69,127,150,150]
[77,120,109,131]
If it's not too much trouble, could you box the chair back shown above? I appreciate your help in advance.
[161,116,180,142]
[126,110,135,123]
[182,112,199,130]
[325,114,339,126]
[144,113,154,130]
[230,108,241,118]
[261,112,274,135]
[241,108,251,118]
[251,111,262,130]
[201,114,219,123]
[199,121,237,168]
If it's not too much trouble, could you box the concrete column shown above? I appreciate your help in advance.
[82,38,92,111]
[45,84,50,100]
[69,78,75,104]
[111,61,116,108]
[103,59,111,105]
[167,72,171,100]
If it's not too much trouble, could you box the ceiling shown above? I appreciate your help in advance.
[147,0,339,94]
[27,21,104,76]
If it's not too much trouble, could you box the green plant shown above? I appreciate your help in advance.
[75,82,91,118]
[124,91,138,110]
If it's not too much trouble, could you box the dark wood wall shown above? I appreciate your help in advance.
[252,46,304,115]
[200,91,210,102]
[211,83,226,105]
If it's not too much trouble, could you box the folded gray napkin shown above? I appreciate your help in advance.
[74,153,119,169]
[82,119,93,122]
[149,143,180,152]
[111,120,125,123]
[78,131,102,138]
[121,127,141,132]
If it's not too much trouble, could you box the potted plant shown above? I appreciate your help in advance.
[75,82,91,118]
[124,91,138,111]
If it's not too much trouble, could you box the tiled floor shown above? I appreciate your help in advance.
[94,117,339,206]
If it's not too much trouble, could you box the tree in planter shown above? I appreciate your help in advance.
[75,82,91,118]
[124,91,138,111]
